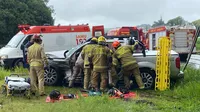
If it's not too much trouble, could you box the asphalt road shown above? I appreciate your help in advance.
[187,54,200,69]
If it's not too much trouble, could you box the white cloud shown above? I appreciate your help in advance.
[48,0,200,27]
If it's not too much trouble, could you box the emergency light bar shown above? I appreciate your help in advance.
[18,24,30,33]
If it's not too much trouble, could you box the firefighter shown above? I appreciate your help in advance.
[89,36,112,92]
[112,40,144,90]
[23,36,34,70]
[27,34,48,96]
[68,51,84,88]
[109,51,119,87]
[81,37,98,90]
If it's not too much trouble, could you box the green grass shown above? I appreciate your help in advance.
[196,38,200,50]
[0,67,200,112]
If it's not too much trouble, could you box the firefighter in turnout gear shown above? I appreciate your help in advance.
[81,37,98,90]
[27,34,48,96]
[68,51,84,88]
[112,40,144,90]
[89,36,112,91]
[108,50,119,88]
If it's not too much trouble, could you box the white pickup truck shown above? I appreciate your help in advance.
[44,40,184,89]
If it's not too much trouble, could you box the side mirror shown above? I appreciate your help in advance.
[20,45,24,50]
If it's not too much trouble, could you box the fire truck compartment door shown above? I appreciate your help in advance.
[174,31,187,47]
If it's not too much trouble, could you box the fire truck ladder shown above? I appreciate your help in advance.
[155,36,171,91]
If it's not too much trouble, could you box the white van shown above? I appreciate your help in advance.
[0,24,104,68]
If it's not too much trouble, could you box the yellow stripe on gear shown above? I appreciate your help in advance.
[155,37,171,91]
[81,44,97,68]
[27,43,48,67]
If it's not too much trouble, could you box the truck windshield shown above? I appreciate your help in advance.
[6,34,25,48]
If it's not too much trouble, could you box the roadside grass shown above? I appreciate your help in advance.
[0,67,200,112]
[196,38,200,50]
[0,67,28,80]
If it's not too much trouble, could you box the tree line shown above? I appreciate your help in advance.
[0,0,54,45]
[152,16,200,28]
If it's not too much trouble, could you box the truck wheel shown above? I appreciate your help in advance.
[179,54,188,62]
[44,67,59,86]
[13,59,24,67]
[139,68,155,89]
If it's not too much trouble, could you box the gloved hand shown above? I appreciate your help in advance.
[134,40,139,45]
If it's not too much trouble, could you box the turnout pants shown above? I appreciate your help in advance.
[70,64,82,81]
[123,66,144,89]
[109,66,118,87]
[30,66,45,95]
[91,71,108,91]
[84,68,92,89]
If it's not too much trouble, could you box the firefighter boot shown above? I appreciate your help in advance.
[68,80,74,88]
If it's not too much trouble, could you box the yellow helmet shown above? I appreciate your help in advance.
[91,37,98,42]
[98,36,106,42]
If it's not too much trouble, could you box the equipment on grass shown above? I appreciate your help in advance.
[49,90,61,100]
[107,87,124,98]
[155,36,171,91]
[1,74,30,98]
[80,89,102,96]
[63,94,77,99]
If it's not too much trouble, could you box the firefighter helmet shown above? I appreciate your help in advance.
[91,37,98,42]
[98,36,106,42]
[112,41,121,48]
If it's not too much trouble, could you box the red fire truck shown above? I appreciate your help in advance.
[105,26,147,46]
[147,25,196,60]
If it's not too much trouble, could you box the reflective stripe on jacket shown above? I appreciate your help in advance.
[90,45,111,72]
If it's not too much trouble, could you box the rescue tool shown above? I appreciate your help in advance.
[155,36,171,91]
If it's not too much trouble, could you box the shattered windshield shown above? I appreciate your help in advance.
[6,34,25,48]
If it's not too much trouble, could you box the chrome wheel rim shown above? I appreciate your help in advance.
[44,68,57,85]
[140,72,153,88]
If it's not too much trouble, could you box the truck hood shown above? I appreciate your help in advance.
[46,50,66,59]
[133,50,178,57]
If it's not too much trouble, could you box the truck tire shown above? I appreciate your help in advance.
[44,67,60,86]
[116,68,156,90]
[138,68,156,89]
[179,54,188,62]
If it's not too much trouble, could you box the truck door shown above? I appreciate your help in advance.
[92,25,104,37]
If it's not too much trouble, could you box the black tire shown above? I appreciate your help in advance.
[179,54,188,62]
[13,59,24,67]
[44,67,60,86]
[139,68,156,89]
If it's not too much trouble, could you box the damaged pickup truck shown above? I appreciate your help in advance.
[44,40,184,89]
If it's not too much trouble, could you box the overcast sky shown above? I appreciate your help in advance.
[48,0,200,28]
